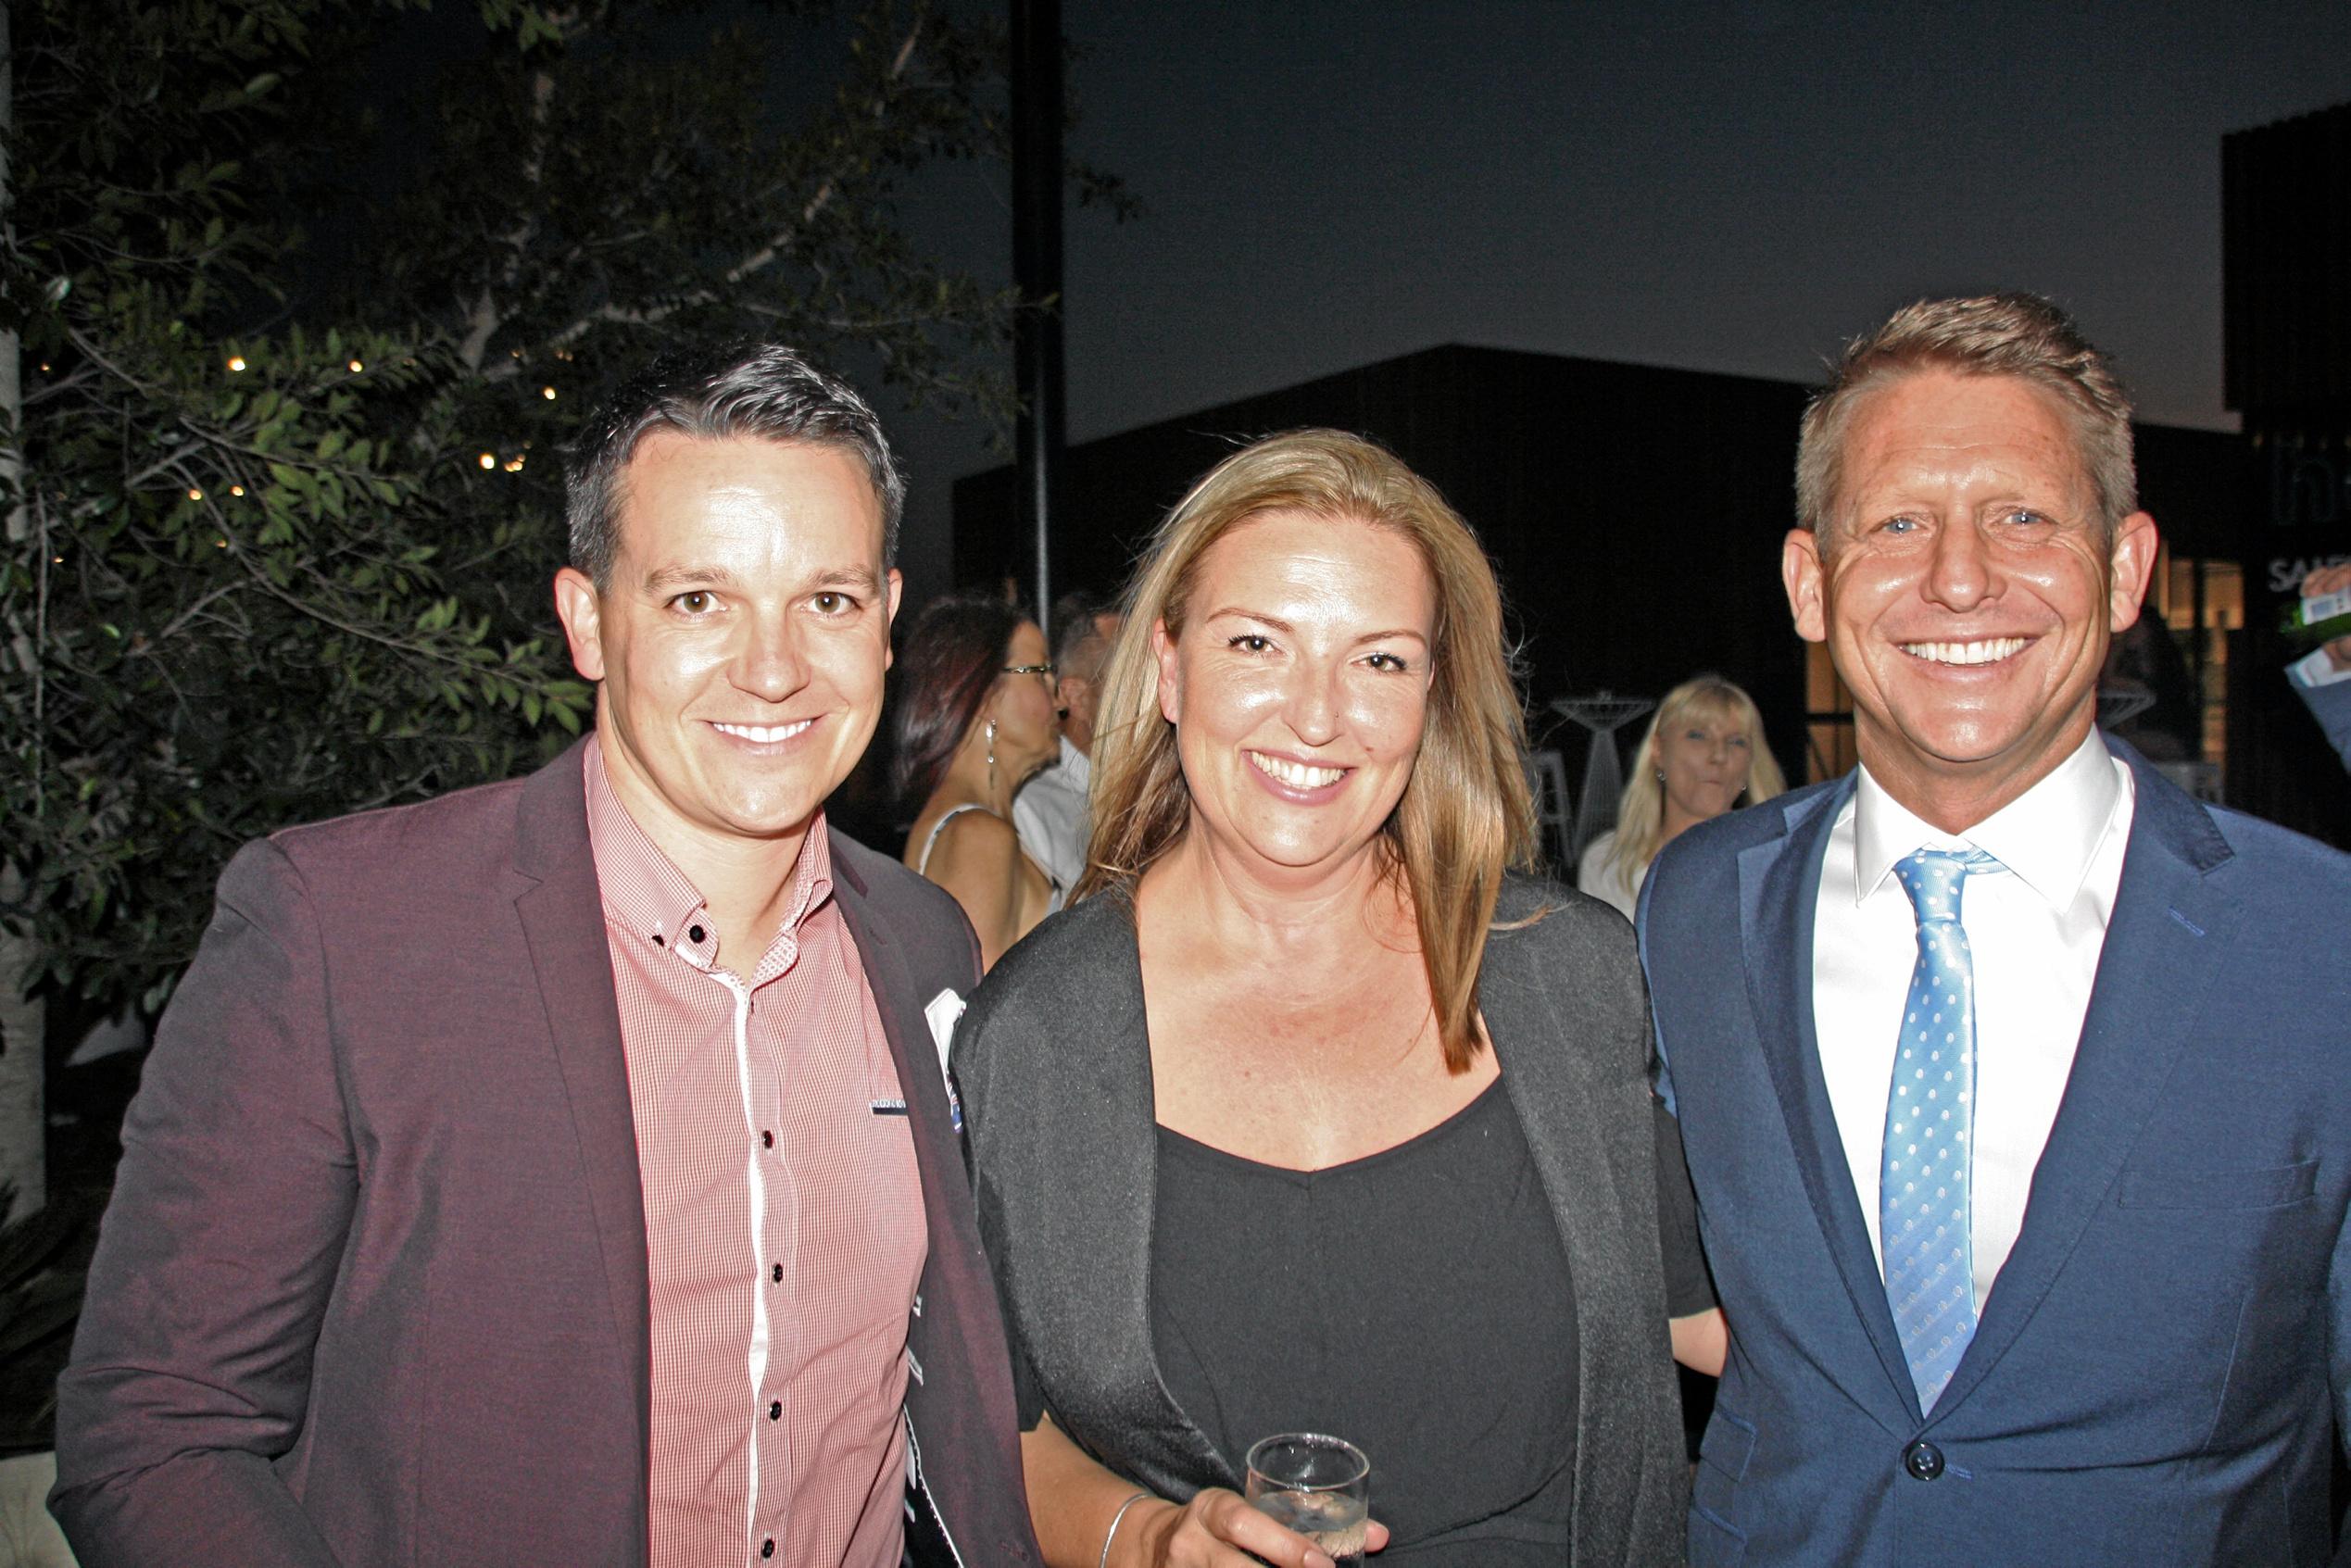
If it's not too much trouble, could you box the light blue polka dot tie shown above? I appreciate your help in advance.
[1881,847,2001,1414]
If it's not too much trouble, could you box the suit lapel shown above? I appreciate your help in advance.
[826,840,962,1209]
[1741,781,1924,1415]
[1934,754,2238,1414]
[509,746,651,1440]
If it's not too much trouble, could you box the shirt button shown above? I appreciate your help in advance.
[689,923,707,944]
[761,1540,774,1559]
[1903,1439,1945,1481]
[761,1130,774,1148]
[768,1400,782,1421]
[772,1263,783,1283]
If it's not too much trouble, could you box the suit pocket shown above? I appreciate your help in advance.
[1689,1405,1753,1566]
[2116,1158,2318,1210]
[1688,1499,1746,1568]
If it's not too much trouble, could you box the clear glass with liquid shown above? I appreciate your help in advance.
[1244,1432,1371,1568]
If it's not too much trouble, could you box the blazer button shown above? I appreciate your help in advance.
[1903,1439,1944,1481]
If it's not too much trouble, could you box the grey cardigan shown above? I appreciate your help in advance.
[953,875,1690,1567]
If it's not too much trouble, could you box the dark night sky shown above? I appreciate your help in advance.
[885,0,2351,607]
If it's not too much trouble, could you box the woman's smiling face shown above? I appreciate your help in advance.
[1154,509,1437,886]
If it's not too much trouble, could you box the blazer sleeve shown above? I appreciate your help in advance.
[50,840,354,1568]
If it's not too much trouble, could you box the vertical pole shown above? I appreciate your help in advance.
[0,0,45,1224]
[1011,0,1063,635]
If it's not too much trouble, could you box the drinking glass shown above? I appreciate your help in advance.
[1243,1432,1370,1567]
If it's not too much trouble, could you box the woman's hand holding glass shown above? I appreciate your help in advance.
[1114,1486,1389,1568]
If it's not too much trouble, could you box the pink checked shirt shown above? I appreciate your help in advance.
[584,738,926,1568]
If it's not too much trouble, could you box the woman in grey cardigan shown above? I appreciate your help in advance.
[954,431,1722,1568]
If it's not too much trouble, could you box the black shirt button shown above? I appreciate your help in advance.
[761,1130,773,1148]
[650,934,665,947]
[761,1540,774,1559]
[768,1400,782,1421]
[689,923,707,944]
[1904,1439,1945,1481]
[772,1263,783,1283]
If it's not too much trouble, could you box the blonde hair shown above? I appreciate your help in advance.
[1597,674,1785,900]
[1795,292,2137,542]
[1079,430,1538,1073]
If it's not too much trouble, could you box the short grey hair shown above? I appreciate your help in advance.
[565,342,907,585]
[1794,292,2137,542]
[1049,587,1116,683]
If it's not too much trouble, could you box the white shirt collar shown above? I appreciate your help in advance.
[1057,734,1091,789]
[1849,728,2126,910]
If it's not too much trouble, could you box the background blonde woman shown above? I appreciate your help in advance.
[1578,674,1785,920]
[955,430,1720,1568]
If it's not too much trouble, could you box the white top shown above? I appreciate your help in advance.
[1812,729,2135,1311]
[1576,830,1641,922]
[2289,646,2351,688]
[1011,736,1091,897]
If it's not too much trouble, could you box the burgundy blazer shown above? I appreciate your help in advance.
[51,741,1039,1568]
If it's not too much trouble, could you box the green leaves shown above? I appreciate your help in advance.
[4,0,597,1014]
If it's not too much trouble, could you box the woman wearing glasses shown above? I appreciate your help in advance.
[896,593,1065,968]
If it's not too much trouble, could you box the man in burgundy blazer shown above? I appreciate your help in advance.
[51,346,1040,1568]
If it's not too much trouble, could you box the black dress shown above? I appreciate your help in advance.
[1143,1084,1712,1564]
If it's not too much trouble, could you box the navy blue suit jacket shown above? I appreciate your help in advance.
[1641,743,2351,1567]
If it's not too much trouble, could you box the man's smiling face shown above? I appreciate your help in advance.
[554,432,900,869]
[1782,369,2156,828]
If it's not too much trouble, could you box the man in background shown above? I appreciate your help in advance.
[1012,588,1123,893]
[52,344,1037,1568]
[1641,293,2351,1565]
[2288,559,2351,771]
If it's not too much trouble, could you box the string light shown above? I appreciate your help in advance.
[503,456,525,472]
[187,487,205,501]
[541,385,557,401]
[215,537,228,548]
[478,453,497,470]
[348,358,365,373]
[229,484,245,496]
[227,356,246,372]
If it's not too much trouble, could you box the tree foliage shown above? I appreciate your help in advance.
[2,0,1103,1014]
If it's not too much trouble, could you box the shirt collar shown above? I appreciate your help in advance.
[1058,734,1091,790]
[1850,728,2124,910]
[582,733,835,961]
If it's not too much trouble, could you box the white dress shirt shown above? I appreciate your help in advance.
[1012,736,1090,897]
[1813,729,2135,1311]
[2289,646,2351,689]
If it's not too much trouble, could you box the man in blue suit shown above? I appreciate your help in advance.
[1642,293,2351,1567]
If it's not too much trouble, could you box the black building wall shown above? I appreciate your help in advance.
[2224,99,2351,850]
[955,345,1816,782]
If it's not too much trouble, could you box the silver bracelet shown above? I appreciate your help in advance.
[1098,1488,1154,1568]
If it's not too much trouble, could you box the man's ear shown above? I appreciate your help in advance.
[1782,528,1828,645]
[884,568,903,670]
[1152,618,1180,725]
[553,567,607,681]
[2106,511,2158,633]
